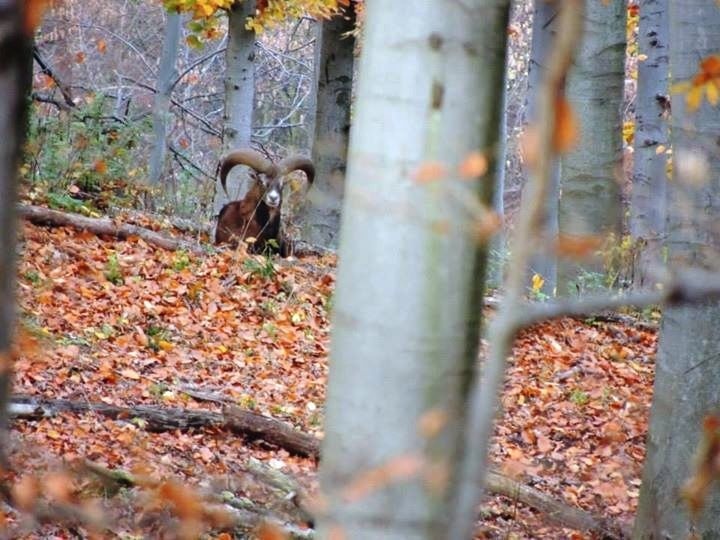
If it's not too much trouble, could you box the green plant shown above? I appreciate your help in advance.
[260,299,279,318]
[602,234,640,289]
[23,94,149,208]
[567,269,607,296]
[322,291,334,315]
[243,255,276,280]
[569,388,590,407]
[171,250,191,272]
[22,270,42,285]
[262,322,278,339]
[46,192,95,214]
[104,252,124,285]
[237,395,257,410]
[146,324,170,352]
[149,382,170,398]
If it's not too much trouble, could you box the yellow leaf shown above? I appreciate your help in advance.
[687,85,704,112]
[158,340,173,351]
[670,80,693,94]
[531,273,545,293]
[121,368,141,380]
[707,81,719,106]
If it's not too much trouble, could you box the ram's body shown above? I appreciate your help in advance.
[215,180,283,253]
[214,149,314,256]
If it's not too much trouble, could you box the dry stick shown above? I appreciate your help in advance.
[449,2,586,539]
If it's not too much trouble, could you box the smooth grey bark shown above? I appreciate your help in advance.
[214,0,256,214]
[634,2,720,537]
[558,0,625,294]
[148,11,181,192]
[318,1,509,538]
[0,0,32,464]
[488,78,507,289]
[300,5,355,249]
[629,0,669,287]
[525,0,560,296]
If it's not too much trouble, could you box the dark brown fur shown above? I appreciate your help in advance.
[213,149,314,256]
[215,179,285,254]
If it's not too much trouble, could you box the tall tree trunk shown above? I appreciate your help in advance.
[525,0,560,296]
[488,79,507,289]
[214,0,256,214]
[629,0,669,287]
[558,0,626,295]
[0,0,32,464]
[634,2,720,537]
[148,10,181,200]
[300,5,355,249]
[317,1,509,538]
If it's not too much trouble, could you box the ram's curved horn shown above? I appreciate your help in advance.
[277,155,315,186]
[218,149,276,198]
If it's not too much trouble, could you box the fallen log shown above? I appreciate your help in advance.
[11,396,627,536]
[18,204,205,254]
[80,459,314,538]
[485,471,630,539]
[9,395,320,459]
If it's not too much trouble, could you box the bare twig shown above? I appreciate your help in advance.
[170,40,228,92]
[449,2,585,538]
[32,46,75,108]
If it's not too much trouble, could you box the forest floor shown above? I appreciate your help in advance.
[6,216,657,539]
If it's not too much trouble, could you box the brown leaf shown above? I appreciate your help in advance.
[256,522,289,540]
[553,95,579,153]
[12,475,39,511]
[458,151,488,179]
[24,0,50,35]
[413,161,446,184]
[537,435,553,453]
[554,234,604,259]
[44,471,74,503]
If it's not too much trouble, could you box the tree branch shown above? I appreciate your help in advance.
[450,2,585,538]
[32,46,75,108]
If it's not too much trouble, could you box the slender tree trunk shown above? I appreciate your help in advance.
[148,11,181,199]
[488,79,507,289]
[634,2,720,537]
[630,0,669,287]
[525,0,560,296]
[214,0,256,214]
[317,1,509,538]
[300,5,355,249]
[558,0,626,294]
[0,1,32,464]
